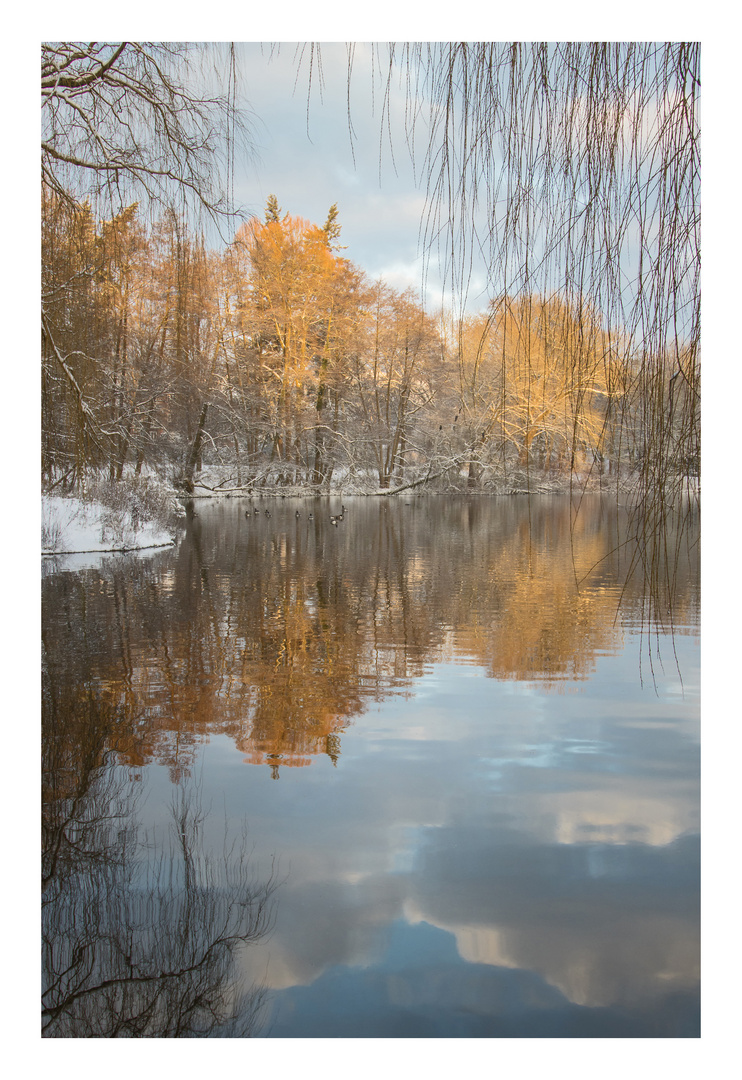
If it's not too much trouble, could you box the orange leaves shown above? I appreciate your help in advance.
[235,211,346,375]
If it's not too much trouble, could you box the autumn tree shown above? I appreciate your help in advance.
[42,192,104,485]
[94,205,155,480]
[433,310,506,489]
[264,193,282,223]
[348,281,440,489]
[228,202,365,486]
[308,236,367,486]
[484,295,614,476]
[240,208,334,467]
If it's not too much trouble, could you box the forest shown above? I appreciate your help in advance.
[41,43,700,510]
[41,191,697,499]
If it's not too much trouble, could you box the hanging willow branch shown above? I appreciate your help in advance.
[310,40,700,629]
[383,44,698,340]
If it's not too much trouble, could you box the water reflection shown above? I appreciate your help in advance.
[42,683,276,1037]
[41,495,699,1037]
[227,645,699,1036]
[260,915,699,1037]
[41,495,699,775]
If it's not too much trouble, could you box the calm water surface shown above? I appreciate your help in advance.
[42,494,700,1037]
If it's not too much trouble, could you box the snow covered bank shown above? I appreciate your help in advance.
[42,478,183,570]
[185,462,693,499]
[42,495,176,553]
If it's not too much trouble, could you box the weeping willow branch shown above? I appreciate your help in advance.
[304,41,700,636]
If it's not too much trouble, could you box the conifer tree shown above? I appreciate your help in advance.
[322,203,345,250]
[264,194,282,223]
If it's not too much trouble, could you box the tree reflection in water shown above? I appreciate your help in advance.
[41,495,699,780]
[42,686,277,1037]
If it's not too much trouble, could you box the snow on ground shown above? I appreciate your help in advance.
[42,494,177,569]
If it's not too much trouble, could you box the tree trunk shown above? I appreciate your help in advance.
[183,403,208,493]
[134,412,153,477]
[394,431,406,484]
[114,431,130,480]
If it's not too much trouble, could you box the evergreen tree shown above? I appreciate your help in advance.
[264,194,282,223]
[322,203,345,249]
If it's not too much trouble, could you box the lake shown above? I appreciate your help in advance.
[41,493,700,1038]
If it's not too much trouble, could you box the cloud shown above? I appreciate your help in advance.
[232,646,699,1018]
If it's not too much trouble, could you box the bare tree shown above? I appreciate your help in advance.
[41,42,249,221]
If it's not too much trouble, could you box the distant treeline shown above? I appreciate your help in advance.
[42,194,697,496]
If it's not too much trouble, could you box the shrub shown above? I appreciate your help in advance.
[85,476,184,546]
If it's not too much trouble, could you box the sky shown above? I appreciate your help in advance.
[228,42,478,312]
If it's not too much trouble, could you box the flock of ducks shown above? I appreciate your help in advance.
[244,504,347,525]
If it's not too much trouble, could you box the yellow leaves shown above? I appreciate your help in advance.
[481,294,613,460]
